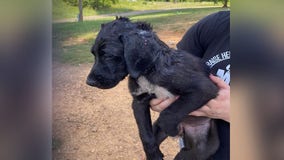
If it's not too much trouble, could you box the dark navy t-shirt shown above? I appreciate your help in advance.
[177,11,230,160]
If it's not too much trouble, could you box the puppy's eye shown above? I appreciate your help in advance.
[99,43,106,51]
[98,49,105,57]
[97,44,106,55]
[104,54,114,60]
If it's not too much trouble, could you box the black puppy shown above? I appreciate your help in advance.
[87,17,219,160]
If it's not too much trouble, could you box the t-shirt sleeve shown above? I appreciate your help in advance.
[176,22,204,57]
[176,12,221,58]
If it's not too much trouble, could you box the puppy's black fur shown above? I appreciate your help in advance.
[87,17,220,160]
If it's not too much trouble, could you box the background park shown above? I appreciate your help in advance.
[52,0,229,159]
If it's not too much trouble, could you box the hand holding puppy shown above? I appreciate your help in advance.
[150,75,230,122]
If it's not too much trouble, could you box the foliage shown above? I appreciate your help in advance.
[53,0,224,20]
[63,0,118,9]
[61,0,229,9]
[200,0,229,6]
[63,0,87,7]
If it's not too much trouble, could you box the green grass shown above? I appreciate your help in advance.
[53,18,112,64]
[129,7,221,31]
[53,0,225,20]
[53,7,228,64]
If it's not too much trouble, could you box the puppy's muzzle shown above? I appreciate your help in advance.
[86,74,119,89]
[86,77,96,87]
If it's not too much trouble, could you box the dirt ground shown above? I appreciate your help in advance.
[53,32,184,160]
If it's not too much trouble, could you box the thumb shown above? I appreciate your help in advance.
[189,110,205,117]
[210,74,229,89]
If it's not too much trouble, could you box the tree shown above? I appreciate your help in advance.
[199,0,229,8]
[222,0,228,8]
[78,0,83,22]
[63,0,117,10]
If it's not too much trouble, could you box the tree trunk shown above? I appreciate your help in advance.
[78,0,83,22]
[223,0,228,8]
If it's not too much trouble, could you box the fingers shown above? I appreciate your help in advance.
[150,96,178,112]
[189,110,205,117]
[188,100,216,117]
[189,105,209,116]
[149,98,165,107]
[210,74,229,89]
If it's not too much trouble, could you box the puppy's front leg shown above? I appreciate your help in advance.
[132,98,163,160]
[153,121,168,146]
[157,90,216,137]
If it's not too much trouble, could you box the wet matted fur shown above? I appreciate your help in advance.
[87,17,220,160]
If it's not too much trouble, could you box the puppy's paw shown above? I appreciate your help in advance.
[146,148,164,160]
[174,148,190,160]
[157,112,180,137]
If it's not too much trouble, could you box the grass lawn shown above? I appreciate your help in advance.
[53,7,229,64]
[53,0,225,20]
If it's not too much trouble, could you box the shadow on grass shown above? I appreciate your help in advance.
[53,7,227,65]
[129,7,224,19]
[129,7,225,31]
[53,6,224,42]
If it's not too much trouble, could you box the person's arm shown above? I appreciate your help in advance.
[177,11,221,57]
[150,75,230,122]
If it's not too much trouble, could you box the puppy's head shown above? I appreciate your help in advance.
[121,30,167,78]
[86,17,134,89]
[86,18,158,88]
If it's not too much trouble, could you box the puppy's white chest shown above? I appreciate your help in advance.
[132,76,175,99]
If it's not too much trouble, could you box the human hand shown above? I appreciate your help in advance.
[189,75,230,122]
[150,75,230,122]
[150,96,179,112]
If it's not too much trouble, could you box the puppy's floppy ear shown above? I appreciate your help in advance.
[123,34,157,79]
[118,34,124,43]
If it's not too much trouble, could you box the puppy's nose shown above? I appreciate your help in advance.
[86,78,96,86]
